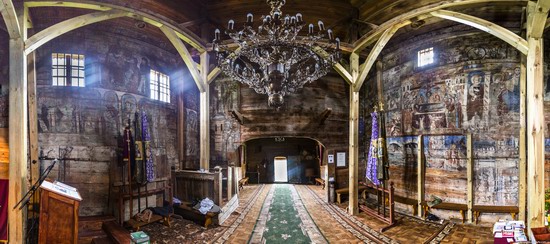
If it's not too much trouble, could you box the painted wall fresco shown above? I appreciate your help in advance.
[0,30,8,128]
[379,28,521,220]
[211,76,241,166]
[27,25,196,216]
[387,136,418,200]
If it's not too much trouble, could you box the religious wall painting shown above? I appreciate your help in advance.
[474,158,518,205]
[102,91,120,138]
[384,88,401,111]
[387,136,418,166]
[411,103,447,132]
[185,109,199,158]
[423,135,466,171]
[386,111,402,136]
[121,94,137,124]
[465,71,486,126]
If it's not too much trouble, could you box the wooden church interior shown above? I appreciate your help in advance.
[0,0,549,243]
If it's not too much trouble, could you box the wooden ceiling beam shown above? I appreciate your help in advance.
[24,10,128,55]
[312,46,353,85]
[430,9,528,55]
[207,67,221,84]
[0,0,21,39]
[352,0,529,53]
[25,0,206,52]
[160,25,206,92]
[527,0,550,38]
[353,24,401,92]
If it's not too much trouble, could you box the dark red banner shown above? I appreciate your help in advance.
[0,179,7,241]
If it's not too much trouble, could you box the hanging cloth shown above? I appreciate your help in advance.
[377,111,389,182]
[142,111,155,182]
[366,112,380,186]
[134,112,145,184]
[0,180,8,242]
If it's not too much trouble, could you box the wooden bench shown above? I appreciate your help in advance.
[315,178,325,189]
[238,177,249,190]
[173,203,218,228]
[336,186,367,204]
[472,205,519,224]
[423,202,468,223]
[393,195,418,216]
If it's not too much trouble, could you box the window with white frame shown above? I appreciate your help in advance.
[150,70,170,103]
[417,47,434,67]
[52,53,85,87]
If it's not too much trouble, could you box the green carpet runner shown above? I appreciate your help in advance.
[249,184,326,243]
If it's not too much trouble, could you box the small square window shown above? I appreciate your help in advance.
[417,47,434,67]
[52,53,85,87]
[150,70,170,103]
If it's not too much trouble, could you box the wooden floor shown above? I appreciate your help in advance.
[137,184,494,243]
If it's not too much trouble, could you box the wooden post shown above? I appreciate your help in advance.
[28,51,39,190]
[199,52,210,170]
[177,92,185,169]
[526,36,545,230]
[417,135,425,217]
[466,133,473,223]
[348,53,360,215]
[519,55,527,222]
[526,0,548,231]
[8,39,28,244]
[227,166,233,199]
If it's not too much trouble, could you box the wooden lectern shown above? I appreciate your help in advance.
[38,181,82,244]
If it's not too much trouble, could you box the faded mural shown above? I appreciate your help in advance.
[28,25,197,216]
[379,28,521,216]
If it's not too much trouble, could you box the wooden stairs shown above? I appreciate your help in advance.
[78,215,131,244]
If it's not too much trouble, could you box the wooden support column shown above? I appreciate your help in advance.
[526,0,548,231]
[466,133,473,223]
[526,36,545,230]
[348,53,360,215]
[8,38,28,244]
[199,52,210,170]
[519,55,527,222]
[28,51,39,189]
[177,93,185,169]
[227,167,233,199]
[417,135,424,217]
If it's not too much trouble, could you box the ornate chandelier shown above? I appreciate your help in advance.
[213,0,341,108]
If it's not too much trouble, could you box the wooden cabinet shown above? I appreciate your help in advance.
[38,182,81,244]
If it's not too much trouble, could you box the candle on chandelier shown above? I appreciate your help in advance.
[247,13,253,24]
[214,29,220,41]
[327,29,333,40]
[336,38,340,50]
[228,20,235,30]
[308,24,314,34]
[318,21,325,31]
[284,16,290,24]
[296,13,302,23]
[290,16,296,24]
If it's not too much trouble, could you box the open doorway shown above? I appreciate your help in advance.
[273,156,288,182]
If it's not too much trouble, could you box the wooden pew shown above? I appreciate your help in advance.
[335,186,367,204]
[315,178,325,189]
[422,202,468,223]
[393,195,418,216]
[472,205,519,224]
[173,202,218,228]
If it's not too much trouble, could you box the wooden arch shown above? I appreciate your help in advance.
[0,0,21,39]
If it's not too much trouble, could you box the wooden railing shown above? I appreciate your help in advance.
[359,181,396,232]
